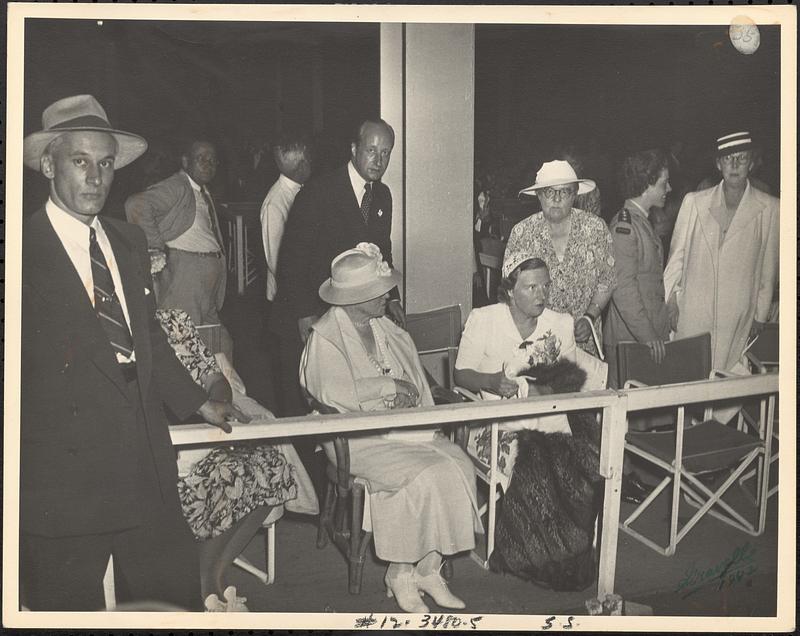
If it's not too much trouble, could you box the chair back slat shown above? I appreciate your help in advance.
[405,305,462,389]
[618,332,711,388]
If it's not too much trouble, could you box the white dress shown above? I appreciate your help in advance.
[455,304,577,487]
[300,307,482,563]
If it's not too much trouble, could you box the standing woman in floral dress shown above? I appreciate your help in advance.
[504,160,616,357]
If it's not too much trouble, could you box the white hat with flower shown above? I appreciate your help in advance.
[319,242,402,305]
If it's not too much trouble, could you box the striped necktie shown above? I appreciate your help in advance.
[89,227,134,360]
[360,182,373,225]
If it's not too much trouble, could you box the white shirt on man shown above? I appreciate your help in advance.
[46,198,135,362]
[260,173,303,301]
[165,171,221,254]
[347,160,369,209]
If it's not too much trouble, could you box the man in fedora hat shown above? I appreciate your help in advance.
[664,130,779,373]
[20,94,244,610]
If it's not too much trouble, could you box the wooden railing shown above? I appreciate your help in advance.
[169,373,778,603]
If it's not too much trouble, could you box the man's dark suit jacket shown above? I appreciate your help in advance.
[269,164,394,337]
[21,208,208,538]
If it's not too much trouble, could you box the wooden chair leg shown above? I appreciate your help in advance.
[317,480,335,549]
[351,531,373,596]
[441,558,454,580]
[349,483,366,594]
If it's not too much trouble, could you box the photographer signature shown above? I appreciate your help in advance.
[674,541,757,599]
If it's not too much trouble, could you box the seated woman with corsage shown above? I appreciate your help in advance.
[454,256,602,591]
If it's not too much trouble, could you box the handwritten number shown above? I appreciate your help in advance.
[419,614,431,628]
[565,616,574,629]
[470,616,483,629]
[543,616,556,630]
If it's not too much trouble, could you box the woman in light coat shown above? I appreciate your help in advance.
[300,243,481,614]
[664,132,779,372]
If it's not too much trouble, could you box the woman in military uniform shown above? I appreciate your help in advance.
[604,148,672,388]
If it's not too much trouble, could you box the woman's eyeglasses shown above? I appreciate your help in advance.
[720,153,751,166]
[540,187,577,201]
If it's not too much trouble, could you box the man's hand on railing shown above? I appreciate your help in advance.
[198,399,251,433]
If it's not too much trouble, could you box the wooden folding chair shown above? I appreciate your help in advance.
[477,253,501,304]
[310,310,465,591]
[405,305,462,388]
[618,333,775,556]
[308,398,375,595]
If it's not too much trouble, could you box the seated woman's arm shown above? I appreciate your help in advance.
[454,367,518,398]
[300,331,417,413]
[454,309,520,398]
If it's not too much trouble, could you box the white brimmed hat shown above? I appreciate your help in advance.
[519,160,596,197]
[319,243,402,306]
[24,94,148,171]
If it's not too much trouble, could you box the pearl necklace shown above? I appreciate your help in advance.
[366,320,395,377]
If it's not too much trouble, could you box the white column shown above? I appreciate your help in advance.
[381,23,475,319]
[380,23,405,297]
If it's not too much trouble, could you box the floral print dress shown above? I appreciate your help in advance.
[157,309,298,540]
[503,208,616,356]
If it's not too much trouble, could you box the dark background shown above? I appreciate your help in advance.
[23,20,780,218]
[475,24,781,215]
[23,19,381,214]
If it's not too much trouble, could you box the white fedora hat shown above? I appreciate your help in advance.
[319,243,402,306]
[24,94,148,171]
[519,160,596,197]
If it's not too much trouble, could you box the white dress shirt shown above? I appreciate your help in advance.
[347,160,369,209]
[260,173,303,301]
[46,199,135,362]
[166,171,221,254]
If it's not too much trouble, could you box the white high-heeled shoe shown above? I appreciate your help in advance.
[384,570,430,613]
[414,569,466,609]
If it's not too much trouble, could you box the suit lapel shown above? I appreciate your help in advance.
[102,218,153,397]
[696,185,723,255]
[25,210,130,398]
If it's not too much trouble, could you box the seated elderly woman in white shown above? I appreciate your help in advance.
[300,243,481,614]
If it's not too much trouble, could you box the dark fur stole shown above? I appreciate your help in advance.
[488,358,602,591]
[526,357,587,394]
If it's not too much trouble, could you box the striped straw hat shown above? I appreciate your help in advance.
[715,131,754,157]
